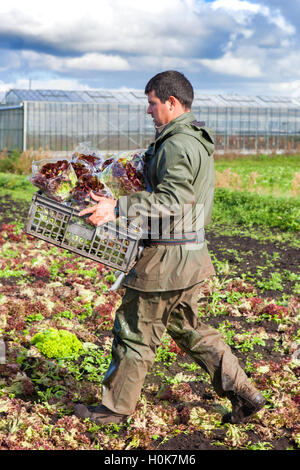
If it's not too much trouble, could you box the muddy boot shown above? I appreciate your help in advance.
[223,384,266,425]
[74,403,128,425]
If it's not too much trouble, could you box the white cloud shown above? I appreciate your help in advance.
[0,1,295,65]
[65,53,130,71]
[0,0,299,95]
[0,0,203,56]
[211,0,262,15]
[211,0,295,34]
[21,50,130,72]
[199,51,262,78]
[128,55,193,71]
[269,80,300,97]
[0,77,95,92]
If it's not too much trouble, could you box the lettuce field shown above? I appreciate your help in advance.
[0,153,299,452]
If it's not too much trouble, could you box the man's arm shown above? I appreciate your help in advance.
[79,137,197,228]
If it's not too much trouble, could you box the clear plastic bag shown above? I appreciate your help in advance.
[30,146,149,210]
[100,150,147,198]
[69,172,112,209]
[31,157,78,202]
[71,141,103,173]
[68,142,110,209]
[30,145,110,207]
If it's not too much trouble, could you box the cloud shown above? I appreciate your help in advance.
[0,1,256,61]
[0,0,299,96]
[0,0,206,57]
[269,80,300,97]
[198,51,262,78]
[211,0,295,34]
[0,49,21,71]
[0,77,94,93]
[21,51,130,72]
[0,1,293,60]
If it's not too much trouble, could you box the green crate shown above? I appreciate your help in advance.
[26,192,142,272]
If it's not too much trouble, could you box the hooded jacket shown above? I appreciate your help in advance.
[119,111,216,291]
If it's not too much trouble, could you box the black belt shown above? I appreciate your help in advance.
[143,229,205,246]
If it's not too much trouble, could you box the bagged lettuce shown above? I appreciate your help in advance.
[30,145,149,208]
[71,141,103,173]
[100,150,147,198]
[70,173,112,206]
[31,158,78,202]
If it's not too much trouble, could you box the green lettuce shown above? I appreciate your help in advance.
[31,328,83,359]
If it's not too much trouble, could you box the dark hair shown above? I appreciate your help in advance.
[144,70,194,109]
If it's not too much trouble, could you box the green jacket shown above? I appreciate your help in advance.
[120,111,216,292]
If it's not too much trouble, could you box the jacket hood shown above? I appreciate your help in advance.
[156,112,215,156]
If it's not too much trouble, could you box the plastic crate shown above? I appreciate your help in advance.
[26,192,142,272]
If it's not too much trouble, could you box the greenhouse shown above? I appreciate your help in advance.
[1,88,300,154]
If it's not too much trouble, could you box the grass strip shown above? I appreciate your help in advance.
[0,173,36,201]
[0,172,299,232]
[213,188,300,232]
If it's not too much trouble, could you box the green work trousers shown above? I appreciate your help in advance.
[101,283,250,415]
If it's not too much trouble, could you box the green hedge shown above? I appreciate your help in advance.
[0,173,33,190]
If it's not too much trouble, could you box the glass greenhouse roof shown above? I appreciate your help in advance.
[2,88,300,108]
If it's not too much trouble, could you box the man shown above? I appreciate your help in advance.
[75,71,265,425]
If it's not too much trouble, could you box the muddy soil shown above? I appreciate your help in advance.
[0,195,299,452]
[1,195,299,301]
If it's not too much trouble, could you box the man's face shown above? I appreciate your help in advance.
[146,90,173,127]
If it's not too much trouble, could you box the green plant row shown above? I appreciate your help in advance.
[0,172,36,201]
[215,154,300,198]
[0,172,299,232]
[213,187,300,232]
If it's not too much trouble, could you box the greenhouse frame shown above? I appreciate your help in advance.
[1,88,300,154]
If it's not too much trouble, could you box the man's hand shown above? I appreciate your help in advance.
[79,192,117,226]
